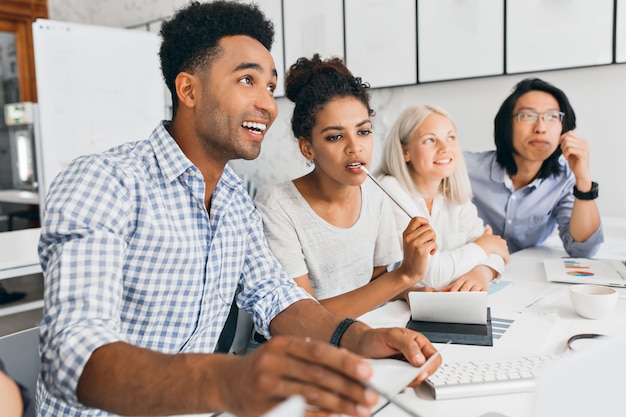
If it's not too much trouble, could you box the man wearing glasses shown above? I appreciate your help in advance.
[464,78,603,257]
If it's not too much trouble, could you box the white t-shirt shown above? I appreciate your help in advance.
[378,175,505,290]
[253,181,402,300]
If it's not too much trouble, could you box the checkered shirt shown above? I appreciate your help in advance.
[36,121,311,416]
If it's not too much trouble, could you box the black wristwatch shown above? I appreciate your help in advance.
[573,181,599,200]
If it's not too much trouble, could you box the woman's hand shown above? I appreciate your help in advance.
[473,225,509,264]
[398,217,438,282]
[442,265,496,292]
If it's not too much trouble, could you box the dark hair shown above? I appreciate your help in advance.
[494,77,576,178]
[284,54,373,140]
[159,0,274,114]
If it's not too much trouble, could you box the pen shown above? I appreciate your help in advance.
[363,341,451,417]
[359,165,415,219]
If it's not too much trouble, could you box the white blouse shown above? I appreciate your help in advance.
[378,175,505,290]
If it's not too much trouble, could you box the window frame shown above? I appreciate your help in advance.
[0,0,49,102]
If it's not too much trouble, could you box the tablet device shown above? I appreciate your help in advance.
[408,291,488,325]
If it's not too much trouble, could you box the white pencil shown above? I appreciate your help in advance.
[359,165,415,219]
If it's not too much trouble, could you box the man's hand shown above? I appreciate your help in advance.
[560,130,592,189]
[223,336,378,417]
[225,328,441,416]
[345,325,441,387]
[264,302,441,416]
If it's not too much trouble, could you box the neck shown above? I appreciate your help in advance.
[511,158,542,190]
[412,174,440,201]
[296,172,360,203]
[168,118,226,208]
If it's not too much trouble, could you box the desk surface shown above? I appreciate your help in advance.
[0,189,39,205]
[359,217,626,417]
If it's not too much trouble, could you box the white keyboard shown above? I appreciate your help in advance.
[424,354,559,400]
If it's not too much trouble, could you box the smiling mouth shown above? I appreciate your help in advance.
[242,121,267,134]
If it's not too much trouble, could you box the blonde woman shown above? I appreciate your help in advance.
[376,105,509,292]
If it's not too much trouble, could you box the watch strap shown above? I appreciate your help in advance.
[330,318,358,347]
[573,181,599,200]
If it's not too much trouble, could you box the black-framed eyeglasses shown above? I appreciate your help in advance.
[512,111,564,124]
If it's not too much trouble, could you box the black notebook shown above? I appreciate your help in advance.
[406,307,493,346]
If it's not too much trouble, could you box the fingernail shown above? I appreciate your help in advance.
[364,388,378,403]
[356,361,371,378]
[414,353,425,363]
[356,405,371,416]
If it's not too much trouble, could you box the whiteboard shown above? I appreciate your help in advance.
[344,0,417,88]
[506,0,613,73]
[617,0,626,63]
[283,0,345,67]
[32,19,167,199]
[418,0,504,82]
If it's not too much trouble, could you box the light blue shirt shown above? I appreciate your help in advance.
[37,121,312,416]
[464,151,603,257]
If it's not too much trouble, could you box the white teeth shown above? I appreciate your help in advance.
[347,163,362,169]
[242,121,267,131]
[434,159,451,164]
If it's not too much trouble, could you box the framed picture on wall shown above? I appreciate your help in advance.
[506,0,613,73]
[418,0,504,82]
[283,0,345,67]
[344,0,417,88]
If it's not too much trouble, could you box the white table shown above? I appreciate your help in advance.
[358,217,626,417]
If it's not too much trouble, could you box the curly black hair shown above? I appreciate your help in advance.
[284,53,373,140]
[159,0,274,114]
[494,78,576,179]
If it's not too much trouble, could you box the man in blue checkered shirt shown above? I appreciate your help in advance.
[37,2,440,416]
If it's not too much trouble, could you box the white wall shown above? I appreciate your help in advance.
[48,0,626,217]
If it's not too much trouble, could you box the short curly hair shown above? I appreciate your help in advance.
[159,1,274,114]
[284,53,373,141]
